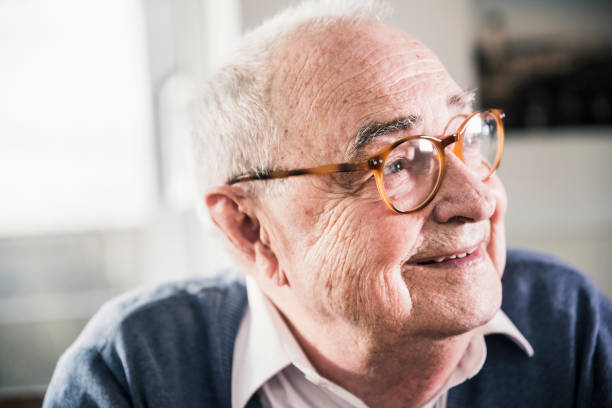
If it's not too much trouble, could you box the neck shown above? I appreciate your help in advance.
[269,287,474,408]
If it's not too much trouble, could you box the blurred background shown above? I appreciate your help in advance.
[1,0,611,405]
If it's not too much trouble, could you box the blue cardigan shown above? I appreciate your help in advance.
[43,249,612,407]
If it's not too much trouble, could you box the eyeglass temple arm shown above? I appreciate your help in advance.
[228,109,506,186]
[228,160,372,185]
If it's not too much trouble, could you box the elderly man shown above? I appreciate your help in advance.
[44,1,612,407]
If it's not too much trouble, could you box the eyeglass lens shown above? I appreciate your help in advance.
[462,111,500,180]
[382,111,501,212]
[382,138,441,212]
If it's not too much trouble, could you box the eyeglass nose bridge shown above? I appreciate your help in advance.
[440,133,465,163]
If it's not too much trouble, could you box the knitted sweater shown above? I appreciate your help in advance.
[43,249,612,407]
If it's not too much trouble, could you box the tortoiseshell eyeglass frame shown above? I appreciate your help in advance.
[228,109,505,214]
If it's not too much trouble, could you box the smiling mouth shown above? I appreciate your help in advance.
[410,244,483,267]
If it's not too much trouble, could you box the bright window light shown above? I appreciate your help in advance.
[0,0,156,237]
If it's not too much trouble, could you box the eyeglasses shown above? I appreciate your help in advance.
[228,109,505,214]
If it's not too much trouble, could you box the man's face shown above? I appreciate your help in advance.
[260,21,507,338]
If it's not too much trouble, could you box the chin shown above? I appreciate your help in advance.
[405,265,503,339]
[432,279,503,338]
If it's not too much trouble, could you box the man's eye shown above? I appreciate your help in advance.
[384,158,411,175]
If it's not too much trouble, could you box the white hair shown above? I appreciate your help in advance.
[192,0,391,200]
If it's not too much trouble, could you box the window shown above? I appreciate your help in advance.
[0,0,156,236]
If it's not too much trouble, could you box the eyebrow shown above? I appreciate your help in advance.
[351,114,421,157]
[348,89,475,159]
[447,89,476,108]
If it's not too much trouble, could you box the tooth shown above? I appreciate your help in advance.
[434,257,446,263]
[447,255,457,259]
[456,253,467,258]
[467,248,476,255]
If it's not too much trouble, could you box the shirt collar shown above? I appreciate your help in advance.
[479,309,534,356]
[232,276,534,408]
[231,277,293,408]
[435,308,535,403]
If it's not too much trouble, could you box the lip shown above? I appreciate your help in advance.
[407,242,485,268]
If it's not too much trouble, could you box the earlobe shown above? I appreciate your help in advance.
[205,189,259,261]
[254,240,289,287]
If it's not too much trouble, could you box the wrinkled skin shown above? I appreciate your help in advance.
[261,21,506,338]
[208,19,508,408]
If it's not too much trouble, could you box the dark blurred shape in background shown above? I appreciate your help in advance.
[475,0,612,129]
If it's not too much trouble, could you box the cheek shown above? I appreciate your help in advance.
[313,200,425,274]
[306,204,375,279]
[308,203,426,320]
[369,215,426,266]
[486,175,508,277]
[265,184,333,264]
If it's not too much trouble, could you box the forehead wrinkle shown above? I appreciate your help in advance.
[373,70,448,102]
[279,23,434,122]
[273,22,457,167]
[283,27,383,124]
[341,68,447,106]
[301,47,395,122]
[301,35,433,120]
[334,70,447,123]
[377,59,442,84]
[271,42,336,118]
[300,46,378,114]
[307,50,437,119]
[353,59,445,95]
[307,44,386,100]
[322,55,448,121]
[272,38,382,145]
[282,51,321,104]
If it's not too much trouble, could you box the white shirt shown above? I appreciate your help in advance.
[232,276,534,408]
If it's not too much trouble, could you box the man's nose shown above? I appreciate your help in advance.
[430,152,496,224]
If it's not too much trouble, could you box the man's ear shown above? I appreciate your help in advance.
[205,187,260,262]
[205,187,286,286]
